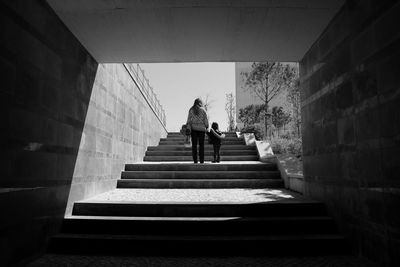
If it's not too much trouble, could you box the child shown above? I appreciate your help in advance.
[180,124,191,148]
[208,122,225,163]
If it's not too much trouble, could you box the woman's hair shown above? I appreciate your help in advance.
[191,98,203,115]
[211,122,219,130]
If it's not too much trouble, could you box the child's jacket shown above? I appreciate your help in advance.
[209,129,222,146]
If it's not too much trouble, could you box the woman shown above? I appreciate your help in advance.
[186,98,209,163]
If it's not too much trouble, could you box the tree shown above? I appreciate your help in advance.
[238,104,266,127]
[200,94,215,121]
[271,106,291,136]
[287,77,301,137]
[241,62,297,138]
[225,93,236,131]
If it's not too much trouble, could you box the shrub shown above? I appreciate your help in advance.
[270,135,302,155]
[240,125,263,140]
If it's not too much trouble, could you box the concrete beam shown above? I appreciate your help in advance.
[47,0,344,62]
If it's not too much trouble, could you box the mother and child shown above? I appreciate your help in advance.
[186,98,225,163]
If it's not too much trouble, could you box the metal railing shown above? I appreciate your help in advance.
[123,63,166,127]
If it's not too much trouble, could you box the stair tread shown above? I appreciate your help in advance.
[147,149,256,153]
[121,170,280,178]
[144,156,257,157]
[122,171,278,173]
[126,162,270,165]
[54,233,345,241]
[119,178,281,181]
[77,188,306,203]
[65,215,332,221]
[165,138,239,140]
[117,179,284,189]
[125,162,274,169]
[147,145,254,149]
[146,151,257,155]
[76,200,318,205]
[144,156,259,161]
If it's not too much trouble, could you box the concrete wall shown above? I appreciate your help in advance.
[300,0,400,265]
[66,63,167,215]
[0,0,166,265]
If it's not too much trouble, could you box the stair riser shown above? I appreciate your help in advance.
[145,151,257,156]
[121,171,281,179]
[160,141,245,145]
[168,133,238,137]
[143,156,259,161]
[49,237,347,256]
[117,179,284,189]
[72,203,327,217]
[125,164,277,172]
[167,136,239,140]
[147,145,255,151]
[162,138,241,141]
[61,218,337,235]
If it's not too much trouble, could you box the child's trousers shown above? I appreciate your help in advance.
[213,144,221,162]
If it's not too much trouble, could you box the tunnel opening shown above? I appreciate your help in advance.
[2,0,400,266]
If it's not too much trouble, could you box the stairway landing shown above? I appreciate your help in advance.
[81,188,298,203]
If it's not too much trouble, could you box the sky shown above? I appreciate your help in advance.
[139,63,235,132]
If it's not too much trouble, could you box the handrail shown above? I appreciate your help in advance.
[123,63,167,130]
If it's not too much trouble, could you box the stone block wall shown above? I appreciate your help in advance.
[66,63,167,215]
[300,0,400,265]
[0,0,166,265]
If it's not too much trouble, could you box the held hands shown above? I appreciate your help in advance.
[209,128,225,139]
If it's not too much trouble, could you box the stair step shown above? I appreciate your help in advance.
[147,145,255,151]
[49,233,347,256]
[145,150,257,156]
[121,171,280,179]
[168,132,238,137]
[143,155,259,161]
[72,201,327,217]
[117,179,284,188]
[161,137,241,141]
[61,216,337,235]
[160,140,245,145]
[125,163,277,171]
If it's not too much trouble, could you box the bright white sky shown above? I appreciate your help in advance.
[139,63,235,132]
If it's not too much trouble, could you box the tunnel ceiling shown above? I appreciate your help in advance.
[47,0,344,63]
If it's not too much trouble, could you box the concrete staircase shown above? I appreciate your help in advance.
[144,132,259,161]
[48,132,348,256]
